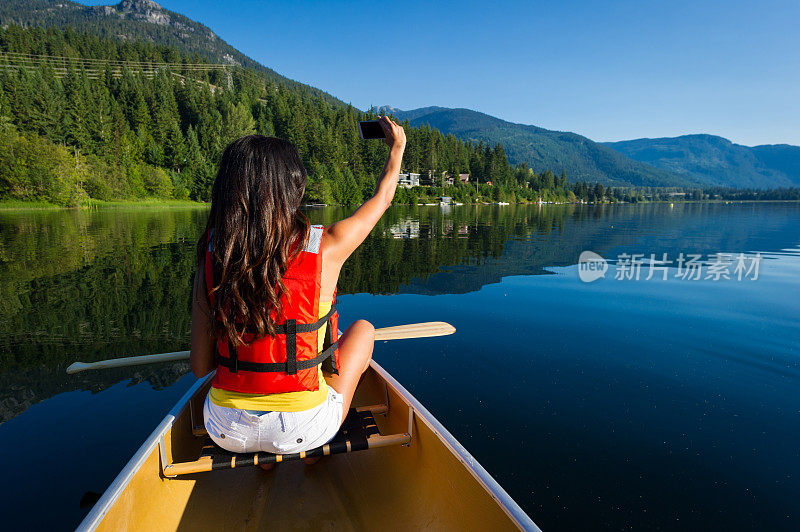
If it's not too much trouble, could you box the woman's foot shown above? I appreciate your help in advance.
[259,462,275,472]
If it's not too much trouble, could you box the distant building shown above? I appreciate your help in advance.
[409,171,468,187]
[398,172,420,188]
[439,196,452,205]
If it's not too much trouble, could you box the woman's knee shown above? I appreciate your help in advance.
[349,319,375,341]
[342,320,374,371]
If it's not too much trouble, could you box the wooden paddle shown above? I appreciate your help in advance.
[66,321,455,374]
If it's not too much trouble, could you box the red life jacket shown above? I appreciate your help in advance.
[204,225,340,394]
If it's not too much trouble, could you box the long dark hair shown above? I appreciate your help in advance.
[197,135,310,345]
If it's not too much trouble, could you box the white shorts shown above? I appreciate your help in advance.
[203,387,344,454]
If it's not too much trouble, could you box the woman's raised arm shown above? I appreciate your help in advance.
[323,116,407,266]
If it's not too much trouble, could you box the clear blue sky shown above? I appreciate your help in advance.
[91,0,799,146]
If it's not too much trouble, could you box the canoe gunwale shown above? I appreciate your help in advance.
[370,360,541,532]
[76,373,215,531]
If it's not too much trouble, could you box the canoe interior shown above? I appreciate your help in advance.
[91,363,531,531]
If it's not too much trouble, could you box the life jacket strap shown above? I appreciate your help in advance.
[273,304,337,334]
[215,339,241,374]
[285,319,298,375]
[215,339,340,374]
[228,338,239,373]
[320,314,339,376]
[217,304,337,336]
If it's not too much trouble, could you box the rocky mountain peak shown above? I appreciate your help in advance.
[116,0,168,26]
[118,0,163,12]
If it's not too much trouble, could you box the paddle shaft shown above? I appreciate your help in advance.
[66,321,455,374]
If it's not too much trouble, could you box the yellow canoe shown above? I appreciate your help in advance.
[78,361,539,531]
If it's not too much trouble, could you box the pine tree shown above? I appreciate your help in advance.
[222,101,256,146]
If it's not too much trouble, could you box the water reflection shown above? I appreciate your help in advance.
[1,203,799,423]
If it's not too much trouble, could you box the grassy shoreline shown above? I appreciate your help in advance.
[0,198,208,211]
[2,198,798,211]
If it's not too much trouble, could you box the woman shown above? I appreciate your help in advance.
[190,116,406,467]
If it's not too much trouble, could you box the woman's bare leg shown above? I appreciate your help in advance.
[324,319,375,420]
[303,320,373,465]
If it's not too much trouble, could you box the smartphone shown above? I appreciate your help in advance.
[358,120,386,140]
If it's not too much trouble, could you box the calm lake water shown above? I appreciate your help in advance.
[1,203,798,530]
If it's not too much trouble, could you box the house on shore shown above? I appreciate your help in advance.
[410,171,470,187]
[398,172,420,188]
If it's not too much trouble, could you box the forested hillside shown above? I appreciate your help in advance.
[0,25,624,206]
[385,106,692,187]
[0,0,343,104]
[604,135,800,188]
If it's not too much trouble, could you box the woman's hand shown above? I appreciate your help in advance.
[379,116,406,151]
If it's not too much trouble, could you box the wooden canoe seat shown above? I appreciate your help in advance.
[162,405,411,477]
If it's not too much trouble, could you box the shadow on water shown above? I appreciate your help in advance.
[0,202,799,530]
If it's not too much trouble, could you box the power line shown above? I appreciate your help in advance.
[0,51,232,70]
[0,50,268,87]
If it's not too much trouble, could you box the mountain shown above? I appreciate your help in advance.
[604,135,800,189]
[6,2,796,190]
[383,106,693,187]
[0,0,343,104]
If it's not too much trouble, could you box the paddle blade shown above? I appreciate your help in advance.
[66,362,89,374]
[65,350,191,374]
[374,321,456,341]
